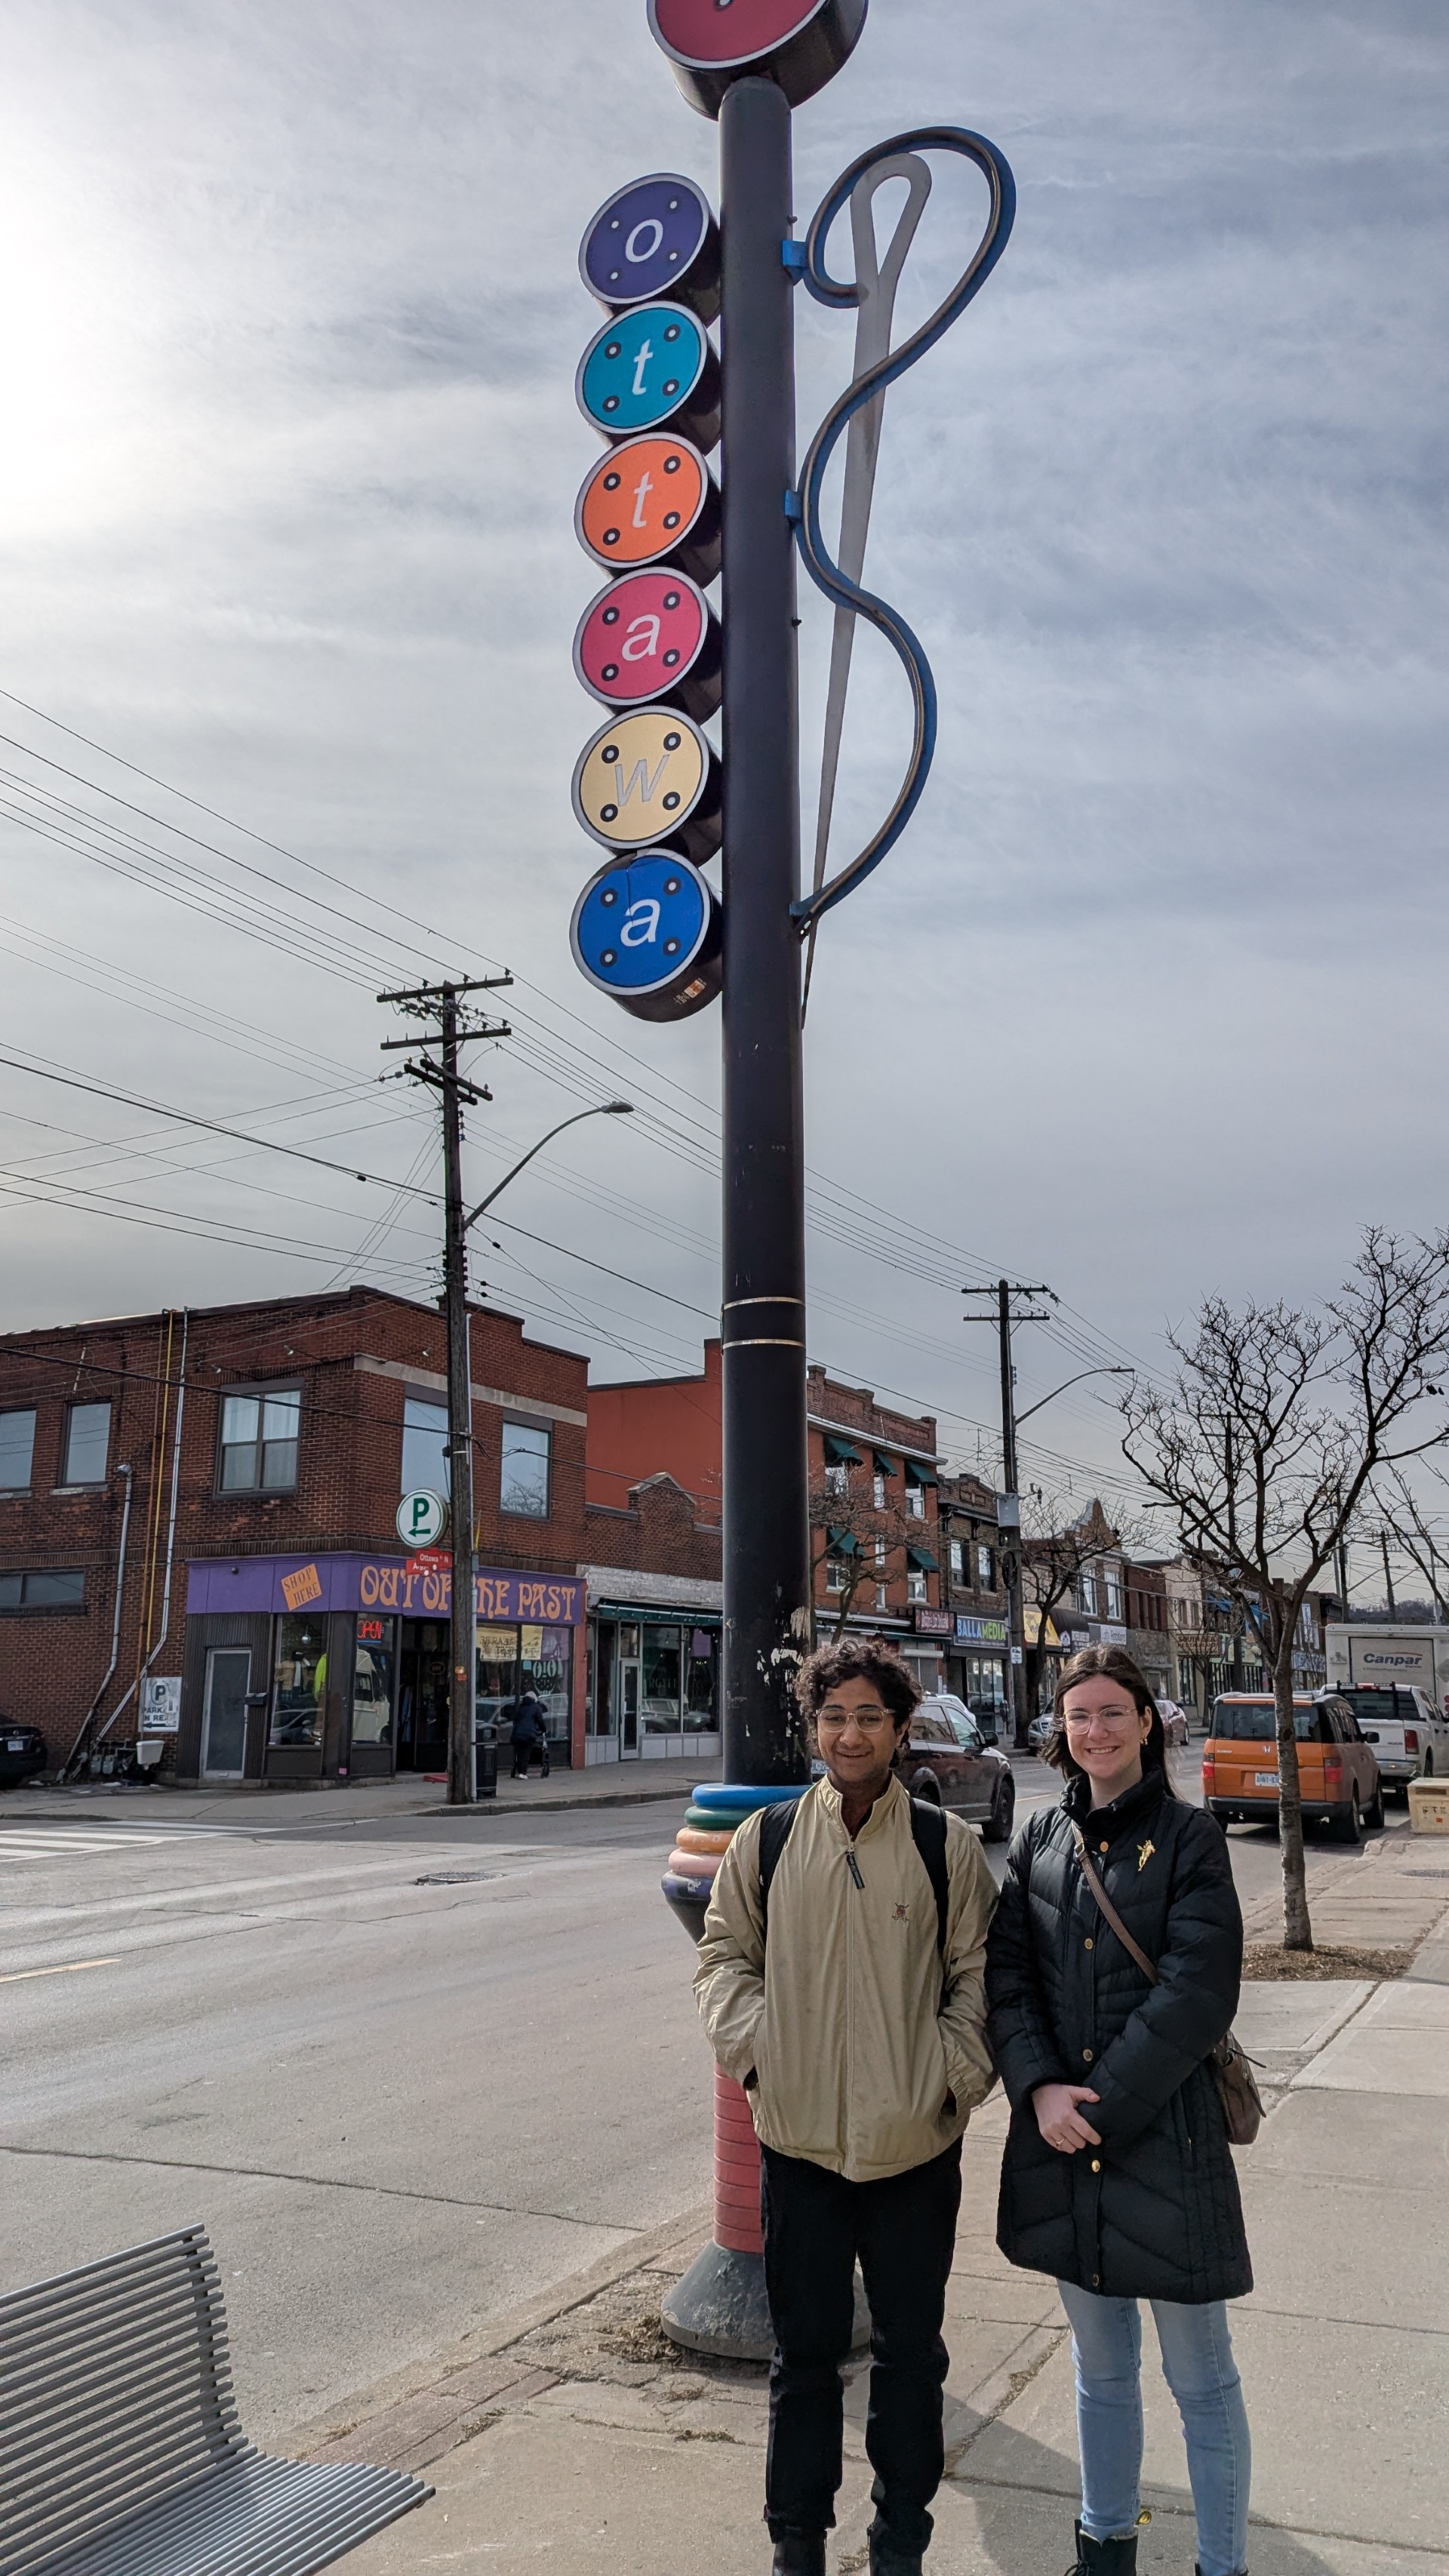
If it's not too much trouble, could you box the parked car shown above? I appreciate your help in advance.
[1158,1697,1191,1749]
[1330,1685,1449,1794]
[0,1722,47,1787]
[811,1691,1016,1840]
[1202,1692,1383,1841]
[1026,1710,1054,1755]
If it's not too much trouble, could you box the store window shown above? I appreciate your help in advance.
[352,1616,395,1747]
[401,1397,448,1497]
[219,1389,300,1494]
[476,1625,520,1732]
[0,1568,85,1609]
[63,1402,111,1487]
[271,1611,326,1747]
[0,1411,35,1492]
[642,1622,682,1731]
[500,1420,550,1518]
[684,1627,717,1731]
[521,1623,571,1738]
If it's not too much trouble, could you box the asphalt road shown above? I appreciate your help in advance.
[0,1753,1410,2442]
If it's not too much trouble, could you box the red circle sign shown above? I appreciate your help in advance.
[574,570,720,720]
[648,0,866,115]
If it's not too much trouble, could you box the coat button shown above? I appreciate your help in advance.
[1092,2273,1100,2286]
[1098,1841,1109,1853]
[1084,1937,1094,1950]
[1091,2159,1102,2174]
[1082,2048,1094,2064]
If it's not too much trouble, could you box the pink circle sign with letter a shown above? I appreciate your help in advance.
[648,0,866,116]
[574,569,720,722]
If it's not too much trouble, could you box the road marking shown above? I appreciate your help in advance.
[0,1957,118,1985]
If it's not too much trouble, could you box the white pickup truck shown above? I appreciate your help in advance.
[1331,1685,1449,1793]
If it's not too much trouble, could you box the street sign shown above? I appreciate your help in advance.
[576,303,721,450]
[573,568,721,720]
[580,173,720,321]
[396,1488,449,1550]
[140,1675,182,1733]
[574,433,721,584]
[648,0,867,116]
[571,706,721,862]
[571,848,722,1021]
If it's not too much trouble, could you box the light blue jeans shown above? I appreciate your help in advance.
[1057,2280,1251,2576]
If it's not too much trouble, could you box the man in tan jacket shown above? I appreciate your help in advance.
[694,1640,998,2576]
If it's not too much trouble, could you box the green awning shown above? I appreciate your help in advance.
[872,1449,897,1478]
[823,1433,863,1466]
[904,1459,937,1487]
[907,1544,939,1572]
[826,1527,863,1557]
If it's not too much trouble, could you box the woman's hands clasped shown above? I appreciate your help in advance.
[1032,2082,1102,2153]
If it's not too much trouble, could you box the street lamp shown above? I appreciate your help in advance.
[1014,1365,1133,1428]
[464,1101,633,1232]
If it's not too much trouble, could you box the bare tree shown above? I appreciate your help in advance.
[1122,1229,1449,1950]
[1019,1495,1120,1716]
[1374,1467,1447,1622]
[808,1480,936,1641]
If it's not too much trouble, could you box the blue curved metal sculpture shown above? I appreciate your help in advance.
[791,126,1017,932]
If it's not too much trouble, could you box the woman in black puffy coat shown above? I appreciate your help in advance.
[986,1645,1252,2576]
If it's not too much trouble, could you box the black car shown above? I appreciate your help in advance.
[900,1694,1017,1842]
[0,1722,48,1787]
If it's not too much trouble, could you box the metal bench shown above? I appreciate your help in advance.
[0,2224,430,2576]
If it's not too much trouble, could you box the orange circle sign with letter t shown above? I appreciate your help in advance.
[574,433,718,583]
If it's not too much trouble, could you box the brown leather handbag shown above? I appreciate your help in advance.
[1070,1827,1264,2147]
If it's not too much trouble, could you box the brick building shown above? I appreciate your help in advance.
[936,1470,1010,1731]
[0,1286,595,1780]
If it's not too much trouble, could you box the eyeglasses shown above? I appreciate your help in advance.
[1063,1703,1143,1729]
[817,1702,893,1726]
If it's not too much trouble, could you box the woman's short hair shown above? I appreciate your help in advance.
[1041,1642,1175,1788]
[794,1637,921,1729]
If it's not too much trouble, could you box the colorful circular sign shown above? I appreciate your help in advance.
[576,303,720,451]
[396,1488,449,1550]
[648,0,867,115]
[574,434,720,586]
[571,848,722,1022]
[572,708,722,861]
[579,174,720,322]
[573,570,721,721]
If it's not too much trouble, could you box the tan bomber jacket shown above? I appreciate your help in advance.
[694,1774,999,2182]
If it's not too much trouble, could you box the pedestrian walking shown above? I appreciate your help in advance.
[506,1689,549,1780]
[694,1639,998,2576]
[985,1645,1253,2576]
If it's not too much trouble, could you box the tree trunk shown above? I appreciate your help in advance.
[1275,1643,1313,1951]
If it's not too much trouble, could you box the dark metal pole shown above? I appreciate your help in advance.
[441,988,477,1808]
[997,1279,1029,1747]
[718,78,810,1788]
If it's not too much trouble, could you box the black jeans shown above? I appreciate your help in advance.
[760,2139,962,2553]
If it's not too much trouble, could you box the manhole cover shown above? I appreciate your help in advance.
[414,1870,497,1887]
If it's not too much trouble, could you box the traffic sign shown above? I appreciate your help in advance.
[571,848,722,1021]
[580,173,720,321]
[648,0,867,116]
[573,568,721,720]
[397,1488,449,1550]
[574,433,721,585]
[576,303,720,450]
[571,707,721,861]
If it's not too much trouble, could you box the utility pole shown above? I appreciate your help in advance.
[1380,1531,1398,1619]
[380,974,512,1805]
[963,1279,1054,1747]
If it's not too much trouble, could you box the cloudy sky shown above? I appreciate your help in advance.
[1,0,1444,1544]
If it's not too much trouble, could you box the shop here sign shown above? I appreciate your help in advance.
[186,1553,583,1628]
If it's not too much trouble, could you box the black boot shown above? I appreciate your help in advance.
[771,2541,825,2576]
[869,2541,924,2576]
[1066,2525,1138,2575]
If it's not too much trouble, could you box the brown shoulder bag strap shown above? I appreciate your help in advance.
[1069,1825,1159,1984]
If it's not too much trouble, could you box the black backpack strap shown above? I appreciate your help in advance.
[757,1798,801,1946]
[907,1797,950,1964]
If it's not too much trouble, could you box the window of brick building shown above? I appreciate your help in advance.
[826,1554,848,1594]
[401,1396,449,1497]
[62,1403,111,1487]
[218,1389,300,1494]
[0,1568,85,1609]
[907,1567,928,1603]
[500,1419,551,1519]
[949,1539,964,1582]
[0,1410,35,1492]
[977,1541,995,1590]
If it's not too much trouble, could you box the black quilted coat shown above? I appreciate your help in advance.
[985,1768,1251,2304]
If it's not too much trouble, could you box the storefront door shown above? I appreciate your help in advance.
[201,1648,251,1779]
[619,1623,641,1755]
[397,1620,451,1772]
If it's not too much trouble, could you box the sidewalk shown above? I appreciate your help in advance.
[307,1838,1449,2576]
[10,1750,721,1830]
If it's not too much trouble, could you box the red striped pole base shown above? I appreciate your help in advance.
[712,2065,763,2254]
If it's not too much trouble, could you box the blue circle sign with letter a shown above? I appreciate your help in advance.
[571,849,722,1022]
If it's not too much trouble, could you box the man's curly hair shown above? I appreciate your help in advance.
[794,1636,921,1728]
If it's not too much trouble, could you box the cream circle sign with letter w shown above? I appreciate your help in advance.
[396,1489,449,1550]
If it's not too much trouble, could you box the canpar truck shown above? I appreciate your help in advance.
[1323,1625,1449,1790]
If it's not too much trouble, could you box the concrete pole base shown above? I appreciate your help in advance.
[660,2241,870,2363]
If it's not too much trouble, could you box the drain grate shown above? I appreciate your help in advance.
[414,1870,497,1887]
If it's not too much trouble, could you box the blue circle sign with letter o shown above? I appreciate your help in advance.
[577,303,720,451]
[580,174,719,322]
[571,848,722,1021]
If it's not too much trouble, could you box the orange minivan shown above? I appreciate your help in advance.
[1203,1693,1384,1841]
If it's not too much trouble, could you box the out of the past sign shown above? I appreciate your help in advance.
[571,848,722,1021]
[571,706,721,861]
[573,568,721,720]
[579,172,719,321]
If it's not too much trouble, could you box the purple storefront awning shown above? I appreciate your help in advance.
[186,1551,583,1628]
